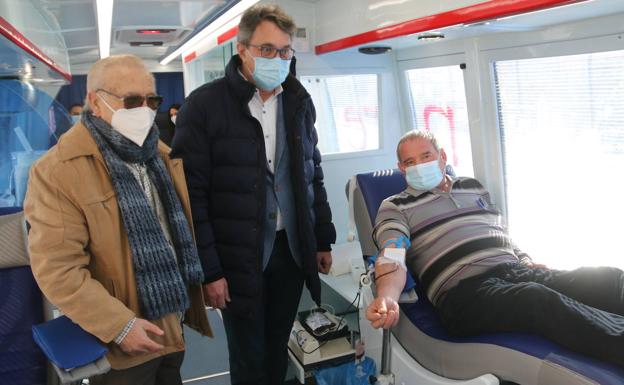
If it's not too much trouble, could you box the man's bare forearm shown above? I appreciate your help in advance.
[374,256,406,301]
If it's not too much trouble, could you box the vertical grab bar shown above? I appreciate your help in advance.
[381,328,392,375]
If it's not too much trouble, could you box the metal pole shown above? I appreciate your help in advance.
[380,328,392,375]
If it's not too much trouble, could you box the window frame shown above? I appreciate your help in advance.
[396,53,467,134]
[478,31,624,222]
[297,67,385,161]
[396,53,477,177]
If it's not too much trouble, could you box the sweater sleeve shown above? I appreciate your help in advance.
[373,198,410,250]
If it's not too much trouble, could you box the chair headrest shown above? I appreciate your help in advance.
[356,169,407,224]
[0,209,29,268]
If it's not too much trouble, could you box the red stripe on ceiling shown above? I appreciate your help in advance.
[218,26,239,45]
[0,16,72,81]
[183,51,197,63]
[315,0,585,55]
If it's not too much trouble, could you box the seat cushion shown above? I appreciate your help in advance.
[0,266,46,385]
[398,297,624,384]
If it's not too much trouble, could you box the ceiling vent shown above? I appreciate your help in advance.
[115,28,191,47]
[130,41,164,47]
[358,46,392,55]
[417,32,445,41]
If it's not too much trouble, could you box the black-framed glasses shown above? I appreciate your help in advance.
[96,89,163,110]
[246,44,295,60]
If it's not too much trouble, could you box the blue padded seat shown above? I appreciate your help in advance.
[352,169,624,385]
[0,266,46,385]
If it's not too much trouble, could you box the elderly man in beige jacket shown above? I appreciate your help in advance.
[25,55,212,385]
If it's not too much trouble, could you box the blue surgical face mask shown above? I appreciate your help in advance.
[251,55,291,91]
[405,159,444,190]
[70,115,80,125]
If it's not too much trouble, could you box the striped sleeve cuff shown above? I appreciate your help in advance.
[114,317,137,345]
[376,229,409,250]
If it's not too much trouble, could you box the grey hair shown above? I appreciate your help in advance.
[84,54,154,110]
[396,130,440,162]
[237,4,296,45]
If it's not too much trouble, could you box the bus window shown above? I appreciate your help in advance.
[405,65,473,177]
[301,74,379,155]
[495,49,624,270]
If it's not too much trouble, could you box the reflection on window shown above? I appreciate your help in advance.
[0,80,70,208]
[301,74,379,155]
[405,65,473,177]
[202,43,233,83]
[495,49,624,269]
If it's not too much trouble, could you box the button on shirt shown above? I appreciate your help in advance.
[246,79,285,231]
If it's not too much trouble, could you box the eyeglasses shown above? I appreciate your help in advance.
[246,44,295,60]
[96,89,163,110]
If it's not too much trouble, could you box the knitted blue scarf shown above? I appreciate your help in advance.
[83,111,204,320]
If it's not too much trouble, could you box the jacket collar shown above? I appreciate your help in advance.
[57,121,173,163]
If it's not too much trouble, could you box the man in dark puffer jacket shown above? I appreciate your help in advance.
[170,4,336,385]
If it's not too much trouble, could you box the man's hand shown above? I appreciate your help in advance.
[119,319,164,355]
[317,251,332,274]
[203,278,231,309]
[527,262,548,269]
[366,296,400,329]
[522,258,548,269]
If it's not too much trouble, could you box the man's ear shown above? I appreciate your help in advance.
[439,148,448,167]
[87,91,101,117]
[236,42,246,56]
[397,161,406,174]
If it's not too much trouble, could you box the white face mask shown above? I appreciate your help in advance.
[171,115,177,125]
[98,94,156,146]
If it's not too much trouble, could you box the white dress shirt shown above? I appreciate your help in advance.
[242,70,285,231]
[248,87,283,174]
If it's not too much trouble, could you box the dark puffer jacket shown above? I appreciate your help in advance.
[171,55,336,318]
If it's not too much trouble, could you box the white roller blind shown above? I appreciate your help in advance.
[405,65,473,177]
[301,74,379,155]
[495,49,624,269]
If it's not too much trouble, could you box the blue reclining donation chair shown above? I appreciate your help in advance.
[348,169,624,385]
[0,207,46,385]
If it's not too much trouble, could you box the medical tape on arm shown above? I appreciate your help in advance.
[376,236,410,270]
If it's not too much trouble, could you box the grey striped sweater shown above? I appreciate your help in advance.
[374,177,526,305]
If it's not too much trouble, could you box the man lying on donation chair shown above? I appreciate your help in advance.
[365,129,624,369]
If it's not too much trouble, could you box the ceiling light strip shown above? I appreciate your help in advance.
[160,0,259,66]
[96,0,114,58]
[315,0,587,55]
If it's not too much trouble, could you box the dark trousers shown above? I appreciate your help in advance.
[222,231,305,385]
[438,262,624,367]
[89,351,184,385]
